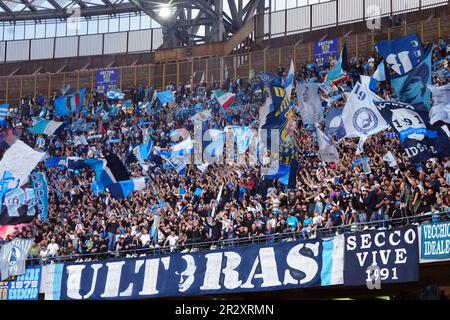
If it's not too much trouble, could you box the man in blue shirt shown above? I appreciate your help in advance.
[329,204,343,234]
[286,212,299,232]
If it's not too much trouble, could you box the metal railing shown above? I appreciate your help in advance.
[23,210,450,266]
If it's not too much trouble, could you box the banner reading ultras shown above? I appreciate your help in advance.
[420,222,450,262]
[43,236,344,300]
[344,226,419,286]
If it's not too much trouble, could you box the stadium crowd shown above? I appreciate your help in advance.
[0,38,449,263]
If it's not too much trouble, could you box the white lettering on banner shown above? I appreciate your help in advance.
[139,257,170,295]
[100,261,126,298]
[222,251,242,289]
[394,249,407,264]
[389,231,401,246]
[346,236,357,251]
[61,239,343,299]
[66,264,102,299]
[424,240,450,256]
[178,255,196,292]
[360,234,371,249]
[346,230,416,251]
[422,224,450,239]
[241,247,281,289]
[374,233,385,247]
[283,242,320,285]
[200,253,222,290]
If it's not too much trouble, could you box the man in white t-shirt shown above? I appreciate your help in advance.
[47,238,59,259]
[164,230,179,252]
[139,228,151,248]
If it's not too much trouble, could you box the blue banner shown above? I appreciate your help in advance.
[391,44,433,109]
[54,236,344,300]
[375,33,425,75]
[30,172,48,221]
[313,38,339,66]
[420,222,450,262]
[344,226,419,286]
[95,68,119,93]
[0,266,41,300]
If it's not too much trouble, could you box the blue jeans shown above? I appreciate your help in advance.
[107,232,116,251]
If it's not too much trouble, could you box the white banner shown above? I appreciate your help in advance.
[296,83,324,124]
[0,140,46,187]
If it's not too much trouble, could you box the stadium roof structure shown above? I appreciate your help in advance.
[0,0,265,47]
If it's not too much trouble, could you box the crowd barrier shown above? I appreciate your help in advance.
[24,210,448,265]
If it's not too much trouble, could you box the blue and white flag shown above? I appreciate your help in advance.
[85,154,130,192]
[106,89,125,100]
[340,81,389,143]
[324,107,343,138]
[202,129,224,163]
[263,163,290,181]
[391,45,433,109]
[365,61,387,93]
[231,126,253,154]
[315,125,339,163]
[0,140,45,187]
[159,152,187,175]
[133,130,154,165]
[0,104,8,122]
[283,60,295,98]
[376,100,450,163]
[191,109,211,122]
[156,90,174,105]
[107,177,146,199]
[375,33,425,75]
[383,151,398,168]
[65,157,87,174]
[44,157,66,168]
[30,172,48,221]
[258,72,275,87]
[30,119,66,136]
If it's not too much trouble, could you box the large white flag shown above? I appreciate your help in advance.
[296,83,324,124]
[340,81,389,146]
[0,140,46,187]
[315,125,339,163]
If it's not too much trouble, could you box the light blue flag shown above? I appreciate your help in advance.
[156,90,174,104]
[368,61,387,93]
[108,177,146,199]
[391,45,433,109]
[85,158,116,192]
[232,126,253,154]
[54,96,69,116]
[194,187,204,196]
[375,33,425,75]
[30,119,65,136]
[30,172,48,221]
[133,131,153,163]
[264,163,290,180]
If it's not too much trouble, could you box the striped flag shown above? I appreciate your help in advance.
[213,90,235,110]
[30,119,66,136]
[107,177,147,199]
[0,104,8,122]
